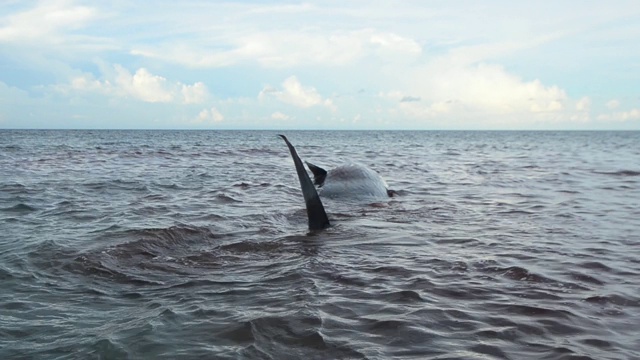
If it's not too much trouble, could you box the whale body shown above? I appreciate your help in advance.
[278,135,393,230]
[306,162,391,200]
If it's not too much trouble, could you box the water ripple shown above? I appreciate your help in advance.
[0,130,639,359]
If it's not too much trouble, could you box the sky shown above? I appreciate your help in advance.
[1,1,639,130]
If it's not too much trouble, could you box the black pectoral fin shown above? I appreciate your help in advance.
[278,135,330,230]
[305,162,327,186]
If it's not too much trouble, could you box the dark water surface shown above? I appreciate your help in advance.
[1,130,639,359]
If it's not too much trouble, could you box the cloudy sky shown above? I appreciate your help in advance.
[1,1,639,130]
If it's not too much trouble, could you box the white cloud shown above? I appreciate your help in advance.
[576,97,591,111]
[386,60,568,126]
[383,91,455,118]
[182,82,208,104]
[194,107,224,124]
[69,74,103,92]
[271,111,290,120]
[0,1,97,43]
[0,0,117,55]
[114,66,173,103]
[606,99,620,109]
[279,76,323,107]
[530,99,564,113]
[59,65,209,104]
[569,96,592,122]
[370,32,421,54]
[247,3,316,14]
[132,29,421,69]
[260,76,336,111]
[2,1,640,130]
[598,109,640,122]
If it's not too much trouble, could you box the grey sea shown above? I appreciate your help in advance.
[1,130,639,360]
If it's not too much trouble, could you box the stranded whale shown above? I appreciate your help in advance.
[306,162,393,199]
[278,135,393,230]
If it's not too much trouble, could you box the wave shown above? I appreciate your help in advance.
[1,203,37,213]
[593,169,640,177]
[59,225,220,285]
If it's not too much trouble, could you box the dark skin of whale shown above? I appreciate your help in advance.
[278,135,331,230]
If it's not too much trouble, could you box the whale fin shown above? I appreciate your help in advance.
[278,135,330,230]
[305,162,327,187]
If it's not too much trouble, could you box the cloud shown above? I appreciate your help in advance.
[597,109,640,122]
[59,65,209,104]
[568,96,592,122]
[247,3,316,14]
[370,32,421,54]
[606,99,620,110]
[387,59,570,126]
[132,29,421,69]
[576,97,591,111]
[278,76,324,108]
[114,66,174,103]
[2,2,640,130]
[397,100,457,119]
[0,1,97,43]
[271,111,290,120]
[0,0,116,55]
[182,82,208,104]
[400,96,421,103]
[194,107,224,124]
[260,76,335,111]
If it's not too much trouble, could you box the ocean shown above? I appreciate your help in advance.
[1,130,639,359]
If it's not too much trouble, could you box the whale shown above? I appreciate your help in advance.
[278,135,393,230]
[306,162,393,200]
